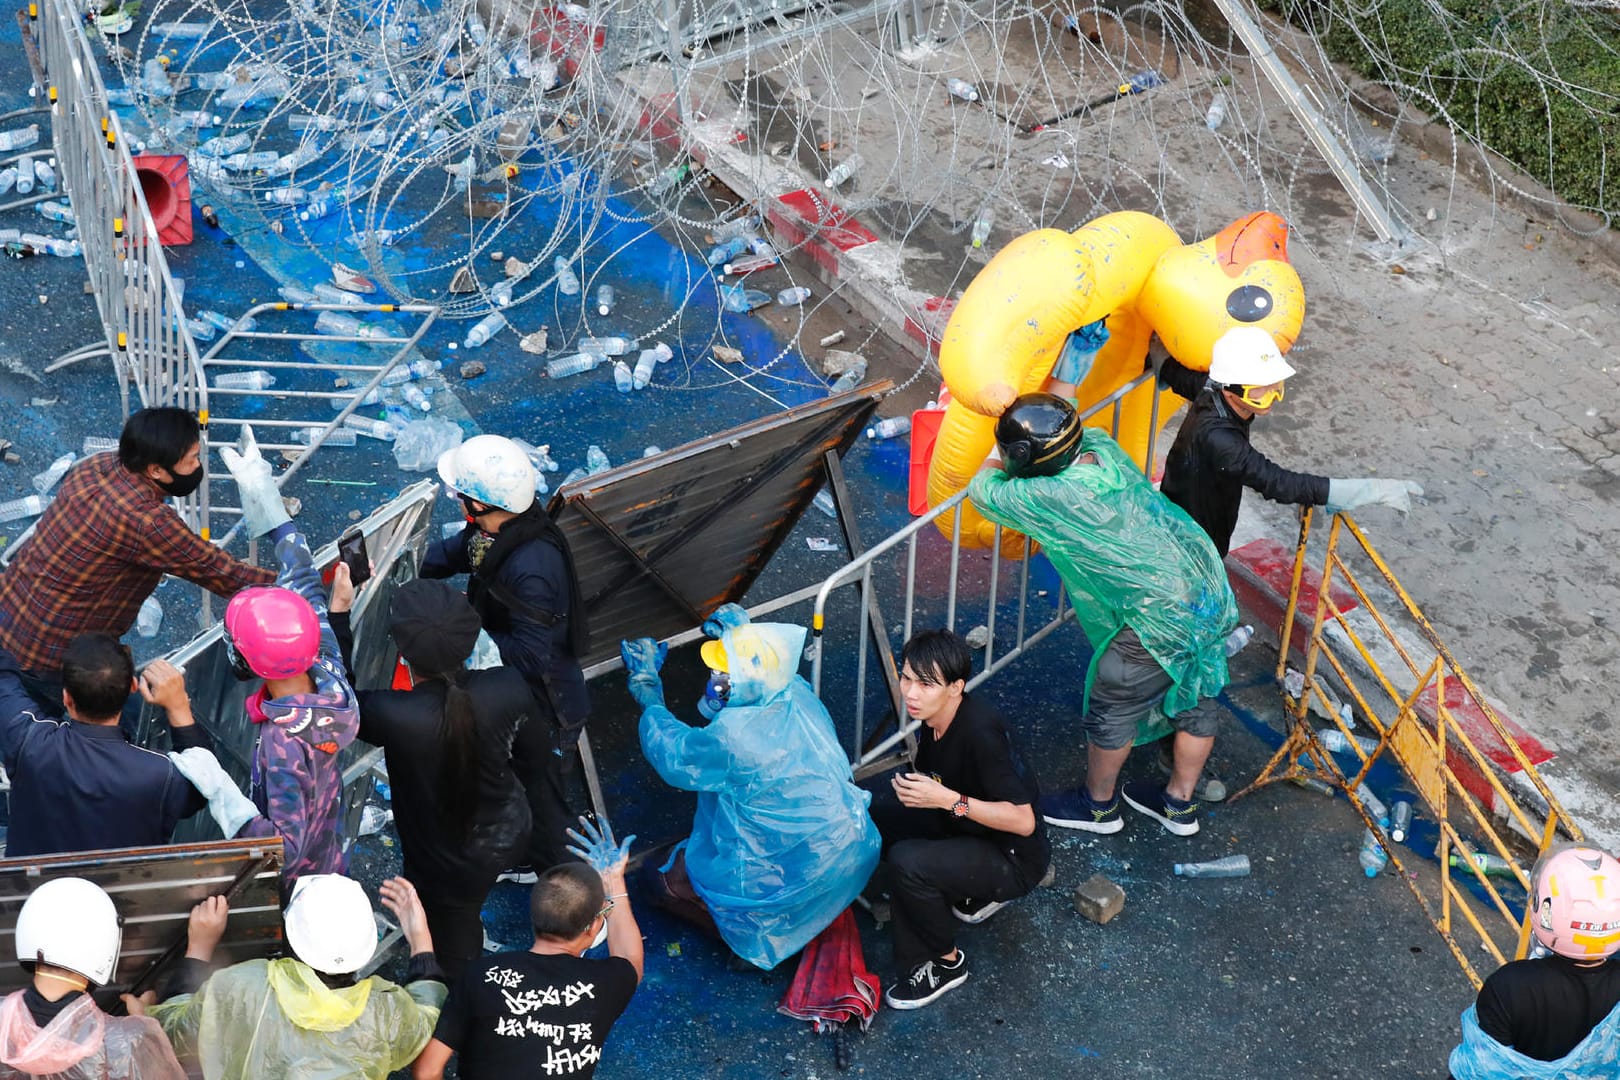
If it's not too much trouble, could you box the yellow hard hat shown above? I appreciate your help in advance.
[700,639,728,672]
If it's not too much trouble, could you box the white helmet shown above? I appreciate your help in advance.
[284,875,378,975]
[1209,326,1296,387]
[437,434,538,515]
[16,878,122,986]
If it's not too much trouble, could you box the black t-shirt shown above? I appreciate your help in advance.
[1475,955,1620,1061]
[914,692,1049,879]
[434,950,638,1079]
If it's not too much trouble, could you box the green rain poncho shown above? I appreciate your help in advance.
[968,429,1237,728]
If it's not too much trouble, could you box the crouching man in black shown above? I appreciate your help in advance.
[873,629,1050,1010]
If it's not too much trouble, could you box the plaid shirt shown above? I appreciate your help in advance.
[0,452,275,674]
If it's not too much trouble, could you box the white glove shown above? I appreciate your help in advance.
[1326,478,1423,515]
[218,425,290,537]
[169,747,260,838]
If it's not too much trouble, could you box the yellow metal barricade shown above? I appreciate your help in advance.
[1238,508,1582,988]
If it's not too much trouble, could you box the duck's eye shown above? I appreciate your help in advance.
[1226,285,1274,323]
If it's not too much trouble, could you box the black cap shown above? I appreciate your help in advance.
[389,579,482,675]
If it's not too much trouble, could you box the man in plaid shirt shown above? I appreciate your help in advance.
[0,408,273,696]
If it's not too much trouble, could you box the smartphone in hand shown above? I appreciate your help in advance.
[337,527,372,588]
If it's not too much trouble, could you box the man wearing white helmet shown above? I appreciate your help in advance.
[0,877,185,1079]
[426,435,590,885]
[151,875,447,1078]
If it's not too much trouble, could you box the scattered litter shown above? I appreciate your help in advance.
[712,345,744,364]
[1173,855,1250,879]
[1041,152,1071,168]
[392,418,463,472]
[819,330,846,347]
[964,624,990,649]
[135,595,163,638]
[519,328,549,353]
[331,262,375,293]
[28,397,57,407]
[459,360,486,379]
[806,537,839,552]
[1425,208,1438,221]
[449,266,476,293]
[358,805,394,836]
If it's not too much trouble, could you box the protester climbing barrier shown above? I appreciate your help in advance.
[1236,507,1583,990]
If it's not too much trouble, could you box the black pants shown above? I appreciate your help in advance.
[419,893,487,985]
[510,704,577,870]
[869,794,1036,970]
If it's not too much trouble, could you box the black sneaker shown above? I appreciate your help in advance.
[1121,780,1201,836]
[1040,788,1124,833]
[496,865,539,885]
[1155,740,1228,802]
[951,897,1008,925]
[885,950,968,1010]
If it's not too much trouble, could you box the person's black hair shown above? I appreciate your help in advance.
[118,407,199,473]
[530,862,605,942]
[61,633,135,721]
[900,628,972,687]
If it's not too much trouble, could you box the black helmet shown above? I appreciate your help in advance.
[995,393,1083,478]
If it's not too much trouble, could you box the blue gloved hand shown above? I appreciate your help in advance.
[619,638,668,709]
[565,814,635,876]
[701,603,750,640]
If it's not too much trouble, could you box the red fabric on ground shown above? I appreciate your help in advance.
[777,908,880,1032]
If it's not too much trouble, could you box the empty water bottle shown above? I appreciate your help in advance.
[464,312,506,349]
[288,113,347,132]
[381,358,442,384]
[707,235,752,266]
[1450,851,1516,877]
[278,285,318,304]
[36,201,74,225]
[553,256,581,295]
[311,283,364,307]
[197,310,256,333]
[31,452,75,495]
[867,417,912,440]
[0,125,40,153]
[141,59,175,98]
[1289,774,1336,797]
[1173,855,1250,879]
[135,595,164,638]
[223,150,280,172]
[648,163,689,196]
[0,168,18,196]
[777,286,812,306]
[1389,800,1413,843]
[314,310,370,338]
[298,198,336,223]
[399,384,431,412]
[82,436,118,455]
[585,446,611,474]
[32,160,55,192]
[490,280,515,309]
[722,253,779,276]
[38,238,79,258]
[970,208,994,249]
[713,213,763,242]
[199,132,252,157]
[14,160,32,196]
[812,489,837,518]
[291,426,359,446]
[213,370,277,390]
[1355,783,1389,827]
[171,110,221,129]
[577,336,631,356]
[0,495,46,523]
[631,347,660,390]
[1358,827,1389,878]
[596,284,615,316]
[184,318,217,343]
[828,360,867,396]
[343,414,400,440]
[1205,93,1228,132]
[1224,624,1255,656]
[824,153,865,189]
[946,77,980,103]
[546,353,601,379]
[612,361,633,393]
[721,284,770,313]
[1318,728,1379,756]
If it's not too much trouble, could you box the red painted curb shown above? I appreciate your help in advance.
[1228,537,1359,660]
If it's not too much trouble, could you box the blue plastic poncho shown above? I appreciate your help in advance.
[1450,1002,1620,1079]
[968,429,1236,722]
[638,622,881,970]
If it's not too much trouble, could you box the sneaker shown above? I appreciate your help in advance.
[496,865,538,885]
[951,897,1008,925]
[1121,780,1201,836]
[1156,741,1228,802]
[885,950,968,1010]
[1040,788,1124,833]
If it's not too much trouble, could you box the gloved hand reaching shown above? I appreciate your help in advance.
[565,814,635,877]
[619,638,668,709]
[701,603,750,640]
[1326,478,1424,515]
[219,425,291,537]
[168,747,260,838]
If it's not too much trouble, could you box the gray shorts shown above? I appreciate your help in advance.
[1083,627,1220,751]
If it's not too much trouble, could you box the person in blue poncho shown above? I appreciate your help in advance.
[619,605,881,970]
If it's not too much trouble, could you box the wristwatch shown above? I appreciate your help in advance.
[951,796,970,818]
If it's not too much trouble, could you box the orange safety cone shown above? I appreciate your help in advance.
[130,153,193,246]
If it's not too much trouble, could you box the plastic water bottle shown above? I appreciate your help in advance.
[721,285,770,313]
[596,284,615,316]
[141,59,174,98]
[464,312,505,348]
[946,77,980,102]
[31,452,75,495]
[291,426,359,446]
[577,336,631,356]
[1224,624,1255,656]
[14,159,32,196]
[866,417,911,440]
[342,414,400,440]
[1205,93,1227,132]
[39,238,80,258]
[0,495,46,522]
[970,209,994,249]
[184,318,217,343]
[828,361,867,396]
[380,358,442,384]
[223,150,280,172]
[298,198,335,222]
[264,186,310,205]
[1358,827,1389,878]
[553,256,580,295]
[198,132,251,156]
[1173,855,1250,879]
[314,310,381,338]
[36,201,74,225]
[288,113,347,132]
[1450,851,1516,877]
[631,346,663,390]
[1355,783,1389,827]
[1318,728,1379,756]
[585,446,611,474]
[135,595,164,638]
[824,153,864,189]
[547,353,601,379]
[777,286,812,306]
[0,168,18,196]
[490,280,515,309]
[197,310,256,333]
[212,370,277,390]
[32,160,55,192]
[82,436,118,455]
[311,283,364,307]
[1389,800,1413,843]
[278,285,318,304]
[612,361,633,393]
[399,384,431,412]
[330,388,384,410]
[171,110,221,129]
[707,236,752,266]
[722,253,779,276]
[0,125,40,152]
[713,213,763,242]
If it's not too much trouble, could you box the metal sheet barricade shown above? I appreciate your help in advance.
[1236,507,1583,989]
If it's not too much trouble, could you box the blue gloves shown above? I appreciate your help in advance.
[702,603,750,639]
[565,814,634,875]
[620,638,668,709]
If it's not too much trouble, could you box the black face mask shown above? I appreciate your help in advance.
[459,494,494,522]
[156,464,204,498]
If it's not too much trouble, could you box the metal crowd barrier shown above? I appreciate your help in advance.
[1237,507,1583,989]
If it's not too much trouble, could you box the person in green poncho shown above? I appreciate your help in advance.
[967,393,1241,839]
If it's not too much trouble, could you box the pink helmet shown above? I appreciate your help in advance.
[223,587,320,680]
[1531,845,1620,961]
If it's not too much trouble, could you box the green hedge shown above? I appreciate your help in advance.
[1258,0,1620,223]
